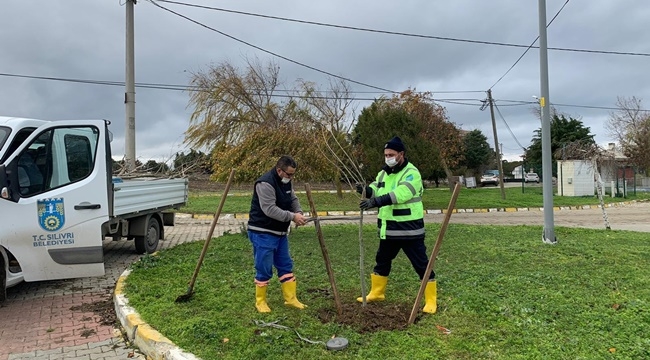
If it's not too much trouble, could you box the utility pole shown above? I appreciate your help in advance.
[538,0,556,244]
[487,89,506,200]
[125,0,137,171]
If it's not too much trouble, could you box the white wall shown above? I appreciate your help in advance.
[557,160,594,196]
[512,165,524,179]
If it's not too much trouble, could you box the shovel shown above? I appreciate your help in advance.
[175,168,236,302]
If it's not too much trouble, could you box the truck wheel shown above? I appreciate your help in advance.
[0,257,6,302]
[135,217,160,254]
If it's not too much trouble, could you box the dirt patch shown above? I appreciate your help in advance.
[68,286,93,292]
[79,328,97,338]
[70,298,117,326]
[317,302,414,333]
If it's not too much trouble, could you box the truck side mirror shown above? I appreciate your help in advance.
[0,163,20,202]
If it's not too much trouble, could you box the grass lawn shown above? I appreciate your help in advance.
[125,224,650,359]
[182,186,650,214]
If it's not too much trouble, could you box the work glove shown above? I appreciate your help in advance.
[356,184,373,198]
[359,198,378,210]
[359,194,392,210]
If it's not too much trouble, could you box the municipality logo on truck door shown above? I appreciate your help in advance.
[38,198,65,231]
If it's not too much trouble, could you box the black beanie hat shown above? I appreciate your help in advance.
[384,136,406,152]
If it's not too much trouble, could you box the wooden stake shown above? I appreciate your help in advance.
[305,183,342,315]
[407,182,461,325]
[176,168,236,302]
[359,186,367,306]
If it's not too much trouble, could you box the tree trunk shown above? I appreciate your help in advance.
[335,172,343,199]
[441,158,455,191]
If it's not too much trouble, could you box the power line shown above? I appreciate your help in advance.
[147,0,396,93]
[0,72,187,90]
[0,71,483,101]
[496,99,650,112]
[0,71,485,98]
[493,102,536,107]
[495,99,537,104]
[550,102,639,111]
[489,0,570,90]
[3,71,648,111]
[156,0,650,58]
[494,103,527,150]
[436,99,483,107]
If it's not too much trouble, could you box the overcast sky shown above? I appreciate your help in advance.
[2,0,649,164]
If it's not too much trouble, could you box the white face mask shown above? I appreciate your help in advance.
[385,156,398,167]
[281,177,291,184]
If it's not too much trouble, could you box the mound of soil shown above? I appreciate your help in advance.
[317,302,415,333]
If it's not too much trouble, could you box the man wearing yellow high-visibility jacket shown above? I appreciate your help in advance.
[357,136,437,313]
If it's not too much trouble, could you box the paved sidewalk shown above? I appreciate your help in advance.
[0,215,244,360]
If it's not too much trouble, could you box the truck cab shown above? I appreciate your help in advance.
[0,117,187,301]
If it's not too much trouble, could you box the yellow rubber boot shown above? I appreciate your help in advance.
[423,280,437,314]
[281,281,306,309]
[255,285,271,313]
[357,273,388,303]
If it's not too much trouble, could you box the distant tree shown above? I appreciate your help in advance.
[297,78,358,197]
[212,124,337,182]
[461,129,491,176]
[606,96,650,174]
[352,100,440,181]
[185,57,352,183]
[143,160,170,174]
[173,150,212,174]
[352,90,464,188]
[112,158,120,174]
[391,90,464,186]
[186,58,293,149]
[524,115,595,176]
[112,158,143,176]
[501,160,523,178]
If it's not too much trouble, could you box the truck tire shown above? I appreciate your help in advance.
[135,217,160,254]
[0,256,6,302]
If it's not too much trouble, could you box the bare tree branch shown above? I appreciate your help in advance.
[606,96,650,173]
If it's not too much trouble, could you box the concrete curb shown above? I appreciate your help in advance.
[114,269,199,360]
[187,199,646,220]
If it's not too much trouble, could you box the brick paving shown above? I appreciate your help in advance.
[0,214,244,360]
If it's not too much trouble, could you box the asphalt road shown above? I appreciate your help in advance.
[425,200,650,232]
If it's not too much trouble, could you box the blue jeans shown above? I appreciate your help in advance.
[248,230,294,285]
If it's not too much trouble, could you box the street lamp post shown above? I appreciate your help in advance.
[538,0,556,244]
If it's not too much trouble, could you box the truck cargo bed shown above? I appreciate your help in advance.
[113,177,188,217]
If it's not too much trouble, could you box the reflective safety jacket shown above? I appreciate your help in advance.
[369,159,425,240]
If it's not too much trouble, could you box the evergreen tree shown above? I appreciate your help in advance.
[461,129,492,176]
[524,115,595,176]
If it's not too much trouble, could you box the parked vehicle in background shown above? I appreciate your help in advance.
[0,116,188,302]
[525,173,540,183]
[480,170,500,186]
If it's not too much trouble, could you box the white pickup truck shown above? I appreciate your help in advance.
[0,117,188,301]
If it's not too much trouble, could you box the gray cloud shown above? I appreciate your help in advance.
[1,0,648,164]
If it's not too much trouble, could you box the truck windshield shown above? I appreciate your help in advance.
[0,126,10,152]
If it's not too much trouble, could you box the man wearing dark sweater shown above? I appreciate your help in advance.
[247,155,308,313]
